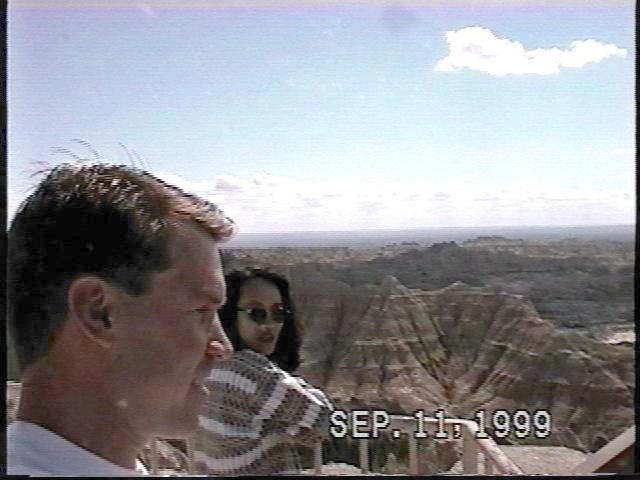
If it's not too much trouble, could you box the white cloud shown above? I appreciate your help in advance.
[611,147,635,156]
[154,171,213,193]
[434,26,627,76]
[138,3,157,17]
[431,192,451,202]
[213,176,251,194]
[212,174,634,231]
[6,169,634,233]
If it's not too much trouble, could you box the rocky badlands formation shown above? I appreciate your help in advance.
[219,238,634,468]
[294,274,633,453]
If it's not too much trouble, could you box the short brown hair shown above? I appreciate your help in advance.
[8,162,235,370]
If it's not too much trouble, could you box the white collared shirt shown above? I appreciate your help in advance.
[7,420,148,476]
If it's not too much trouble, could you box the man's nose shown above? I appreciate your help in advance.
[206,318,233,361]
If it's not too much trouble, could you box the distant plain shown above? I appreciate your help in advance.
[225,224,634,248]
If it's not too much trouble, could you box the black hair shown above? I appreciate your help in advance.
[8,162,235,371]
[219,268,301,372]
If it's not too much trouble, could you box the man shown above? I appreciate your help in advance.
[7,162,235,475]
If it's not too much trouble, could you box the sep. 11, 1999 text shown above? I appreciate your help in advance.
[329,408,552,440]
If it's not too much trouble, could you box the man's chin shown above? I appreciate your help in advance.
[159,414,200,439]
[190,380,210,399]
[159,393,208,437]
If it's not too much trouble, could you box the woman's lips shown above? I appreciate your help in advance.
[259,335,275,343]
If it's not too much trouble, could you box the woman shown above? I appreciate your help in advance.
[193,268,333,475]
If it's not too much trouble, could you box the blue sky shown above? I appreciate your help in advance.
[8,0,635,233]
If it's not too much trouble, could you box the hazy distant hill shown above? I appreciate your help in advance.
[224,224,634,248]
[222,235,634,336]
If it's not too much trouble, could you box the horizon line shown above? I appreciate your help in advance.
[229,223,635,236]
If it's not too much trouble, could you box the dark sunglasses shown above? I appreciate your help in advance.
[237,306,289,324]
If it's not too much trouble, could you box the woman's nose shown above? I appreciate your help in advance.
[259,323,277,334]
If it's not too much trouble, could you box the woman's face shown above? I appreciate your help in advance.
[236,278,286,356]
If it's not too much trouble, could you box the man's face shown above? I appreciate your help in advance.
[108,223,232,438]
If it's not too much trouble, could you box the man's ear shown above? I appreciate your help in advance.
[66,276,115,348]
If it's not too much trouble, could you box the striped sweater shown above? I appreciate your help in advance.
[193,349,333,475]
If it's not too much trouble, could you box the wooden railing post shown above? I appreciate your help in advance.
[462,427,479,474]
[359,439,369,474]
[408,436,419,475]
[307,414,525,476]
[314,441,323,474]
[186,437,195,474]
[572,425,636,474]
[484,454,494,474]
[150,438,159,475]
